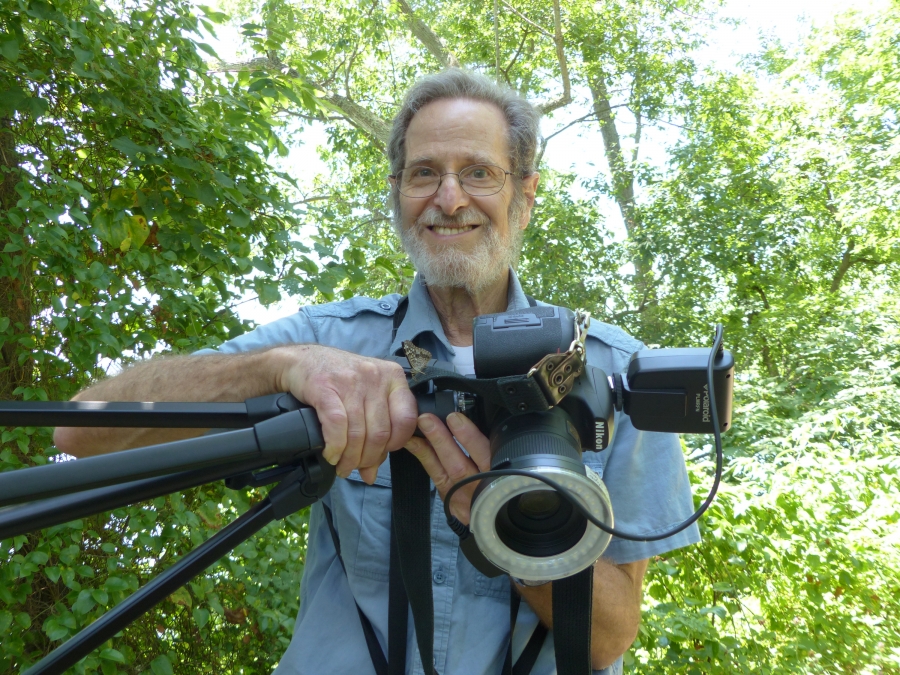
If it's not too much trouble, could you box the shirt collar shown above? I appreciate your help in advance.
[389,267,531,357]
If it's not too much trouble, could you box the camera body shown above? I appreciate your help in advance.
[400,305,734,581]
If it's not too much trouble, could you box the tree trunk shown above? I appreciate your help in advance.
[0,117,33,401]
[587,76,661,336]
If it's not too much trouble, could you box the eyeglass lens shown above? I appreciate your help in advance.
[399,165,507,197]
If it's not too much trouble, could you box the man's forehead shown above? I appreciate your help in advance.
[404,97,510,164]
[405,151,498,166]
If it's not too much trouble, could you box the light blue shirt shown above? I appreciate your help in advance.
[204,272,700,675]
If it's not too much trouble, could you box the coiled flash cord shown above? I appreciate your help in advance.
[444,324,725,543]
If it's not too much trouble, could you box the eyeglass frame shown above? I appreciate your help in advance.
[388,163,520,198]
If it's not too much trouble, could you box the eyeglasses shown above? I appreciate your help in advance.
[390,164,514,198]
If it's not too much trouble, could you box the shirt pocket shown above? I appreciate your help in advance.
[342,469,393,583]
[474,572,511,600]
[583,447,608,479]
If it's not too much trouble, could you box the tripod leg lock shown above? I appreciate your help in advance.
[268,455,336,519]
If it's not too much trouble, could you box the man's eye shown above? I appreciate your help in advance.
[471,168,488,179]
[413,167,435,178]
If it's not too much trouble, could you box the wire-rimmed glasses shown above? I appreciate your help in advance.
[390,164,514,198]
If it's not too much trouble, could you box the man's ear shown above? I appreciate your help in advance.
[519,171,540,229]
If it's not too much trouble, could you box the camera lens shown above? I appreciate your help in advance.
[495,488,587,558]
[515,490,560,519]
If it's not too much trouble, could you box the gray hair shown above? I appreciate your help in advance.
[387,69,541,178]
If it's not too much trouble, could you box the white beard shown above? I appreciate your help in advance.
[395,194,527,295]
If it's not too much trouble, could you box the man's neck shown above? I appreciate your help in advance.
[426,275,509,347]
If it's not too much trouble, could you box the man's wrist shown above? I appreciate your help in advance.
[510,576,551,587]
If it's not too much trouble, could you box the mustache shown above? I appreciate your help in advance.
[415,207,491,228]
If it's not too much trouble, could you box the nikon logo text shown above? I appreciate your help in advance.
[595,421,606,449]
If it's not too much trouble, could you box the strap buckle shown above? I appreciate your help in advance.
[526,311,590,406]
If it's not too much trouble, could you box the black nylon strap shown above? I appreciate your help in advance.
[388,519,409,675]
[552,567,594,675]
[390,450,438,675]
[514,623,549,675]
[503,585,520,675]
[504,582,550,675]
[322,504,389,675]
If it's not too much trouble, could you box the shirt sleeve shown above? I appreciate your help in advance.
[194,309,319,355]
[583,322,700,564]
[600,412,700,564]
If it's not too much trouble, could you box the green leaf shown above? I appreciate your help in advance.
[150,655,174,675]
[192,607,210,629]
[168,586,192,608]
[0,37,19,62]
[28,550,50,565]
[111,137,147,159]
[100,648,126,663]
[72,589,96,614]
[196,42,219,60]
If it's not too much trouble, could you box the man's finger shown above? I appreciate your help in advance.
[417,414,478,490]
[445,412,492,472]
[359,391,393,470]
[386,375,419,452]
[315,389,348,466]
[358,465,380,484]
[335,392,366,477]
[404,436,451,488]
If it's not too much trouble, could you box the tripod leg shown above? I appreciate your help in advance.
[25,498,277,675]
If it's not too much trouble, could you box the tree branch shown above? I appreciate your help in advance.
[830,239,855,293]
[323,92,392,147]
[212,56,391,148]
[494,0,501,82]
[535,0,571,116]
[395,0,460,68]
[588,75,635,236]
[499,0,553,37]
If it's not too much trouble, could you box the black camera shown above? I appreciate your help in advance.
[398,306,734,582]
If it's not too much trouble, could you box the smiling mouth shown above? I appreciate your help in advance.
[429,225,479,236]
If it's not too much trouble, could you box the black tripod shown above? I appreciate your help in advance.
[0,394,342,675]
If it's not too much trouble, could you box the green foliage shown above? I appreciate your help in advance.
[635,297,900,674]
[0,0,327,671]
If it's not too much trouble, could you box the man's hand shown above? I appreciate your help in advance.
[273,345,419,484]
[403,411,491,525]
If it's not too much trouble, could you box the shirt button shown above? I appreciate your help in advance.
[379,302,392,310]
[433,568,446,584]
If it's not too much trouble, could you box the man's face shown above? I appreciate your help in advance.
[392,98,539,294]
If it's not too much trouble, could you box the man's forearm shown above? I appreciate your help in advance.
[515,557,647,670]
[54,349,288,457]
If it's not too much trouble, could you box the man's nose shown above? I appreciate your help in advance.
[432,173,470,214]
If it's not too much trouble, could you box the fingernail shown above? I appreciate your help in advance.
[324,451,339,466]
[417,415,435,433]
[446,412,463,431]
[337,468,350,479]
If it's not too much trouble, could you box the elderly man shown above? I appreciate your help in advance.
[54,69,698,675]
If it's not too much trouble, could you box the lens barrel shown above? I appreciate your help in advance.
[468,408,614,582]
